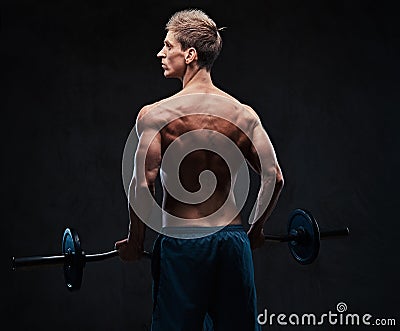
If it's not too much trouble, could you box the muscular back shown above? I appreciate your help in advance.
[137,93,262,228]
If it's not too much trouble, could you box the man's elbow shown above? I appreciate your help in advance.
[276,169,284,191]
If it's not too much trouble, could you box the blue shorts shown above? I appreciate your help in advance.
[150,225,261,331]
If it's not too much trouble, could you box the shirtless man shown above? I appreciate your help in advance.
[115,9,284,331]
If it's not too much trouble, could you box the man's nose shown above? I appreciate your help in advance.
[157,48,166,58]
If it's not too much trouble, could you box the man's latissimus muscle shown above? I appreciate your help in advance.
[125,93,279,234]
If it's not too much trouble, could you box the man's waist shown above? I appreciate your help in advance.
[160,224,245,238]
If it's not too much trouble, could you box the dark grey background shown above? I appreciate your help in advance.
[3,0,398,330]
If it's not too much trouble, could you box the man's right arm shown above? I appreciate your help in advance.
[115,105,161,260]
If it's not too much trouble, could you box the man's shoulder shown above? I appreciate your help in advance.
[225,96,261,124]
[137,93,182,120]
[212,89,261,122]
[137,101,161,121]
[238,102,259,119]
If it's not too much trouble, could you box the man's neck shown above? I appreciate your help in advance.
[181,67,213,90]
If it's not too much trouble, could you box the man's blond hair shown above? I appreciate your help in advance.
[166,9,223,71]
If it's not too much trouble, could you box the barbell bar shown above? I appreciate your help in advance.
[12,208,349,291]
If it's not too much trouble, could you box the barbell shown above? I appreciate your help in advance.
[12,208,349,291]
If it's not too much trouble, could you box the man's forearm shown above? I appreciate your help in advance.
[127,182,156,250]
[249,177,284,233]
[127,204,146,251]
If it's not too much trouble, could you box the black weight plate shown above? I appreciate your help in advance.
[62,228,84,291]
[287,209,320,265]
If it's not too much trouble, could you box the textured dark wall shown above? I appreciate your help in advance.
[3,0,398,330]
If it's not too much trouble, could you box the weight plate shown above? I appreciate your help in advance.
[62,228,84,291]
[287,209,320,265]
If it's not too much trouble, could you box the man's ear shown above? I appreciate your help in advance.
[185,47,198,64]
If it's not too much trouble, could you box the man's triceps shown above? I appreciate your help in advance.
[128,130,161,229]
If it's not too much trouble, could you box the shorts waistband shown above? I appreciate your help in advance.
[160,224,245,237]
